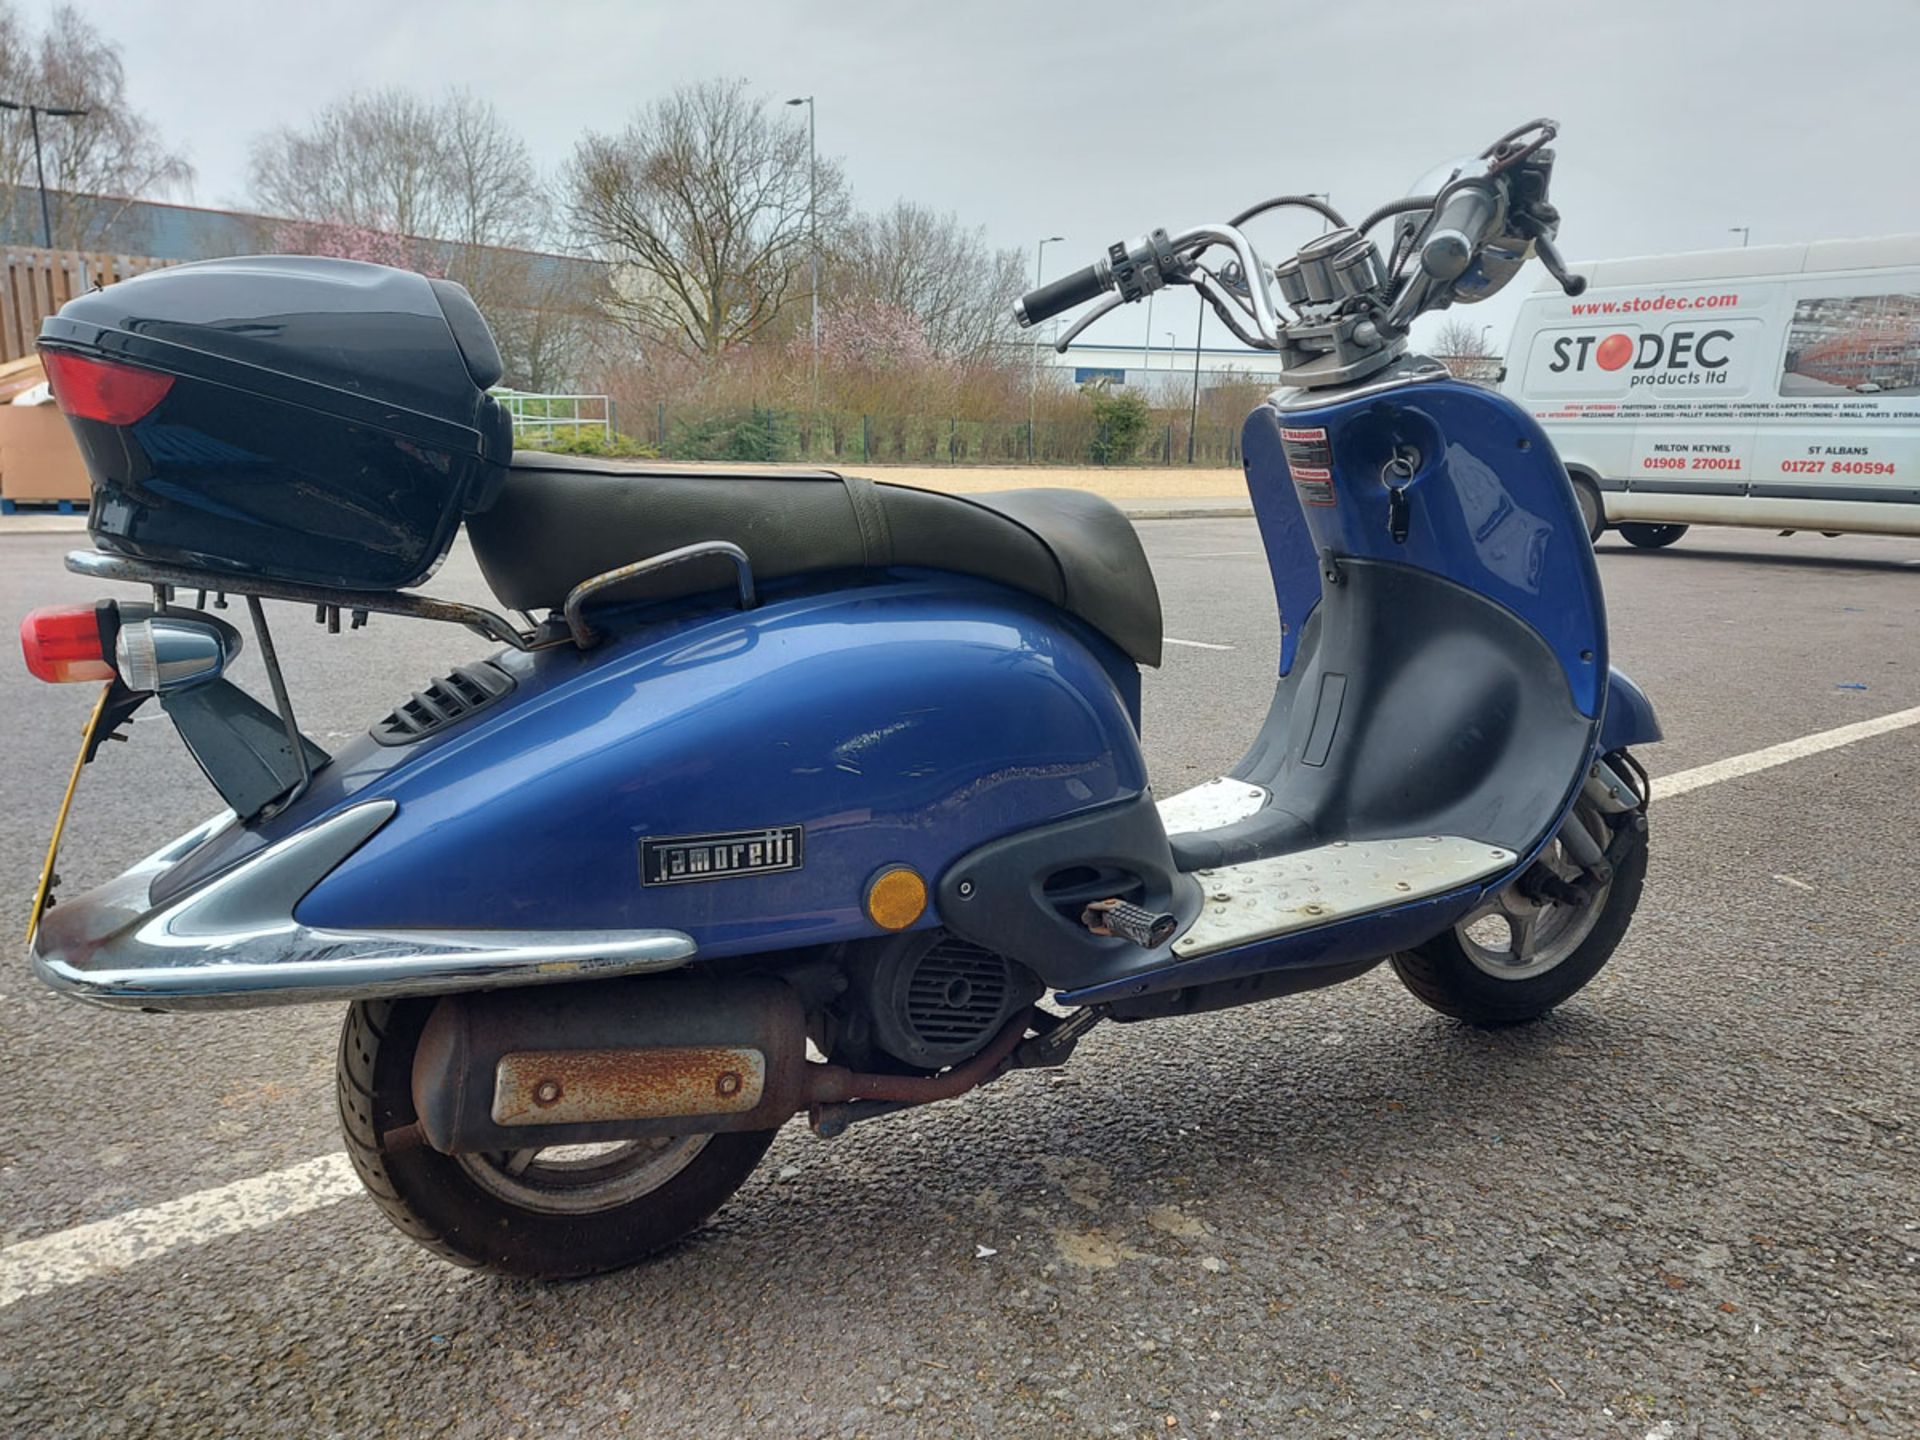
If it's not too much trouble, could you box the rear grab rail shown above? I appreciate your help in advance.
[562,540,758,648]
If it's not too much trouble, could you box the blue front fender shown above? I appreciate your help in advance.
[1599,667,1662,754]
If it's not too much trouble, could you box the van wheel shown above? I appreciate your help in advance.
[337,998,778,1280]
[1569,474,1604,541]
[1618,522,1688,550]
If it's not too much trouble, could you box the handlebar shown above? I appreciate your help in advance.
[1420,182,1500,282]
[1014,263,1112,328]
[1012,119,1579,355]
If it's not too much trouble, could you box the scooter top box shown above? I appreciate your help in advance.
[38,256,514,591]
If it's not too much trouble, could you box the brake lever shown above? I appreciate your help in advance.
[1530,229,1587,297]
[1052,292,1127,352]
[1512,210,1586,297]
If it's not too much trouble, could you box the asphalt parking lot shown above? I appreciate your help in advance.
[1,519,1916,1438]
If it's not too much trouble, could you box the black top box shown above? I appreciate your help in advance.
[39,256,513,591]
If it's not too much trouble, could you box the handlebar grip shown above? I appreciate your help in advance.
[1421,183,1500,283]
[1014,263,1111,328]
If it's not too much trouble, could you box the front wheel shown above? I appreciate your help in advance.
[1618,522,1688,549]
[337,998,777,1279]
[1391,793,1648,1027]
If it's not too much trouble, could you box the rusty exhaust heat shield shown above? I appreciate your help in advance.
[410,973,1035,1154]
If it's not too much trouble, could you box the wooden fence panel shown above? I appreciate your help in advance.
[1,248,175,363]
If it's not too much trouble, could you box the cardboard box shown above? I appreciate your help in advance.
[0,403,92,503]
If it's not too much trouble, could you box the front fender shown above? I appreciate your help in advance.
[1599,667,1662,753]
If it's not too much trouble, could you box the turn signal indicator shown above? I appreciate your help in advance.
[19,606,114,683]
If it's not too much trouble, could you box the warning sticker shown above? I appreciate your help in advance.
[1280,425,1333,469]
[1280,426,1336,504]
[1290,465,1336,506]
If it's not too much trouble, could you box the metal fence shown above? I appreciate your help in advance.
[2,247,178,362]
[493,391,615,446]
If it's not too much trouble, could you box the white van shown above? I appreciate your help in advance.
[1502,235,1920,547]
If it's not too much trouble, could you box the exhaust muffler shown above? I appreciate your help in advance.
[411,974,811,1153]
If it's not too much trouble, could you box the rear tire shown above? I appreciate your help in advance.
[337,997,777,1280]
[1618,522,1688,549]
[1569,473,1605,542]
[1391,796,1648,1027]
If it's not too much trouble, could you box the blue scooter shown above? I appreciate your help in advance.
[24,119,1657,1279]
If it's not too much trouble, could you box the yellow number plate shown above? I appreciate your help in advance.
[26,684,114,948]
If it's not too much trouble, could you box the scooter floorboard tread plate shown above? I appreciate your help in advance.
[1155,777,1268,834]
[1176,835,1515,959]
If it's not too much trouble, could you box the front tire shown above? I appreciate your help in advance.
[337,997,777,1279]
[1618,522,1688,549]
[1391,794,1648,1027]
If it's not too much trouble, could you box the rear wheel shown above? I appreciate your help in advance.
[1618,522,1688,549]
[1569,473,1605,542]
[1391,793,1647,1027]
[337,997,777,1279]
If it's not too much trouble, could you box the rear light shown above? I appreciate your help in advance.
[114,613,241,693]
[20,605,115,683]
[40,348,174,425]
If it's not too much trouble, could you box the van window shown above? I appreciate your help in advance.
[1780,293,1920,398]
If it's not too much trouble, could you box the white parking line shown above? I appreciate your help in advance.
[1164,637,1234,651]
[3,703,1917,1307]
[1654,704,1920,801]
[0,1153,359,1308]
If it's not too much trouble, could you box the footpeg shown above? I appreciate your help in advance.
[1081,898,1178,949]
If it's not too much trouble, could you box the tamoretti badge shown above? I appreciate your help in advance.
[640,826,805,885]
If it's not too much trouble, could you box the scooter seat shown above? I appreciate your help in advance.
[468,454,1164,665]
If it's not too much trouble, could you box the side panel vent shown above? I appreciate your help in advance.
[371,661,515,745]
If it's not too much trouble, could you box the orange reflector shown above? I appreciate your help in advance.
[20,606,114,683]
[865,866,928,931]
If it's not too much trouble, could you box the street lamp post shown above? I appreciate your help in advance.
[0,100,91,248]
[1028,234,1063,461]
[1729,226,1750,248]
[785,97,819,432]
[1164,331,1176,369]
[1305,191,1331,234]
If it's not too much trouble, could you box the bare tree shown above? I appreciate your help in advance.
[0,2,193,250]
[1433,317,1494,358]
[566,79,842,359]
[827,202,1027,362]
[484,258,612,392]
[1432,316,1503,381]
[248,88,548,252]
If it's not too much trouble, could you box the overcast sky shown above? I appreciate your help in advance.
[58,0,1920,354]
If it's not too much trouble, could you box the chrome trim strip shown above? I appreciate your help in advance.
[29,802,696,1010]
[1271,356,1452,411]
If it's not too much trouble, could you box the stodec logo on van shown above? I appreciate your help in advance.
[1524,317,1761,400]
[1551,328,1735,387]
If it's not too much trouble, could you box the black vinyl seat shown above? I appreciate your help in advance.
[467,454,1164,666]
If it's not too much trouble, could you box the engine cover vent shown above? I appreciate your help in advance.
[905,937,1012,1052]
[860,932,1040,1070]
[371,661,514,745]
